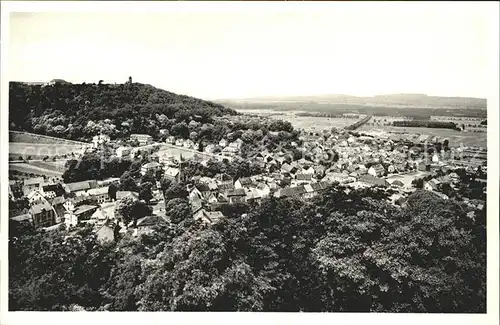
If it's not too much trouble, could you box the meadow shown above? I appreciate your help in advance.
[358,125,487,148]
[9,142,85,160]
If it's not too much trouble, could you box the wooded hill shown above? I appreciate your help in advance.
[9,81,236,142]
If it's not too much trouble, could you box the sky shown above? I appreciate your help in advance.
[6,2,496,100]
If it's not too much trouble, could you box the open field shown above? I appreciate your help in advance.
[9,131,90,145]
[358,125,487,148]
[237,109,360,131]
[9,163,64,177]
[9,142,85,159]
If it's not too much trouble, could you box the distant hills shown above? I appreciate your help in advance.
[216,93,487,110]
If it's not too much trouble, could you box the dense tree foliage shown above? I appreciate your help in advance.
[9,82,235,141]
[392,120,460,130]
[9,184,485,312]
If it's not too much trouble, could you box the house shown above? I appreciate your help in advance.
[294,173,313,183]
[322,172,351,184]
[41,183,65,198]
[64,180,97,196]
[432,153,440,163]
[226,188,247,204]
[193,209,225,224]
[217,182,235,192]
[22,177,44,196]
[130,134,153,146]
[87,187,109,204]
[174,138,184,147]
[367,164,385,177]
[116,191,139,201]
[204,144,216,154]
[390,180,405,188]
[214,173,233,185]
[29,202,56,228]
[96,223,115,244]
[92,134,110,148]
[73,204,98,221]
[116,146,131,158]
[164,167,180,181]
[358,175,389,187]
[64,212,79,228]
[91,207,113,224]
[141,161,161,176]
[301,166,315,175]
[50,196,66,222]
[219,139,228,148]
[275,186,306,199]
[183,139,195,149]
[165,136,176,144]
[424,178,441,192]
[136,216,167,235]
[234,177,255,189]
[27,189,46,205]
[418,162,430,172]
[189,187,204,212]
[255,183,271,198]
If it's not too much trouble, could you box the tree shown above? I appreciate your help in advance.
[164,182,188,200]
[139,182,153,203]
[165,198,191,224]
[116,198,152,226]
[108,183,118,201]
[120,171,139,192]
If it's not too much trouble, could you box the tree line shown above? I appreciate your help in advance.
[9,184,486,312]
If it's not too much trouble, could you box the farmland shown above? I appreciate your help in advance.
[236,109,358,131]
[9,142,85,160]
[357,125,487,148]
[9,163,63,178]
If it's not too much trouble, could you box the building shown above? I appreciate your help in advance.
[116,191,139,201]
[367,164,385,177]
[183,139,195,149]
[92,134,110,148]
[214,173,233,185]
[96,223,116,244]
[165,136,176,144]
[226,188,247,204]
[22,177,44,196]
[116,146,131,158]
[164,167,180,181]
[193,209,225,224]
[358,175,389,187]
[136,216,167,236]
[73,204,98,221]
[29,202,56,228]
[87,187,110,204]
[234,177,255,189]
[130,134,153,146]
[64,180,97,196]
[141,161,161,176]
[27,189,46,205]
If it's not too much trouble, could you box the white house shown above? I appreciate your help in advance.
[175,138,184,147]
[141,161,161,176]
[219,139,228,148]
[64,212,78,228]
[130,134,153,146]
[116,146,131,158]
[165,136,176,144]
[432,153,440,163]
[204,144,216,154]
[92,134,110,148]
[183,139,195,149]
[27,189,46,204]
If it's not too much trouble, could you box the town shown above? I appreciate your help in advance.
[8,112,487,242]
